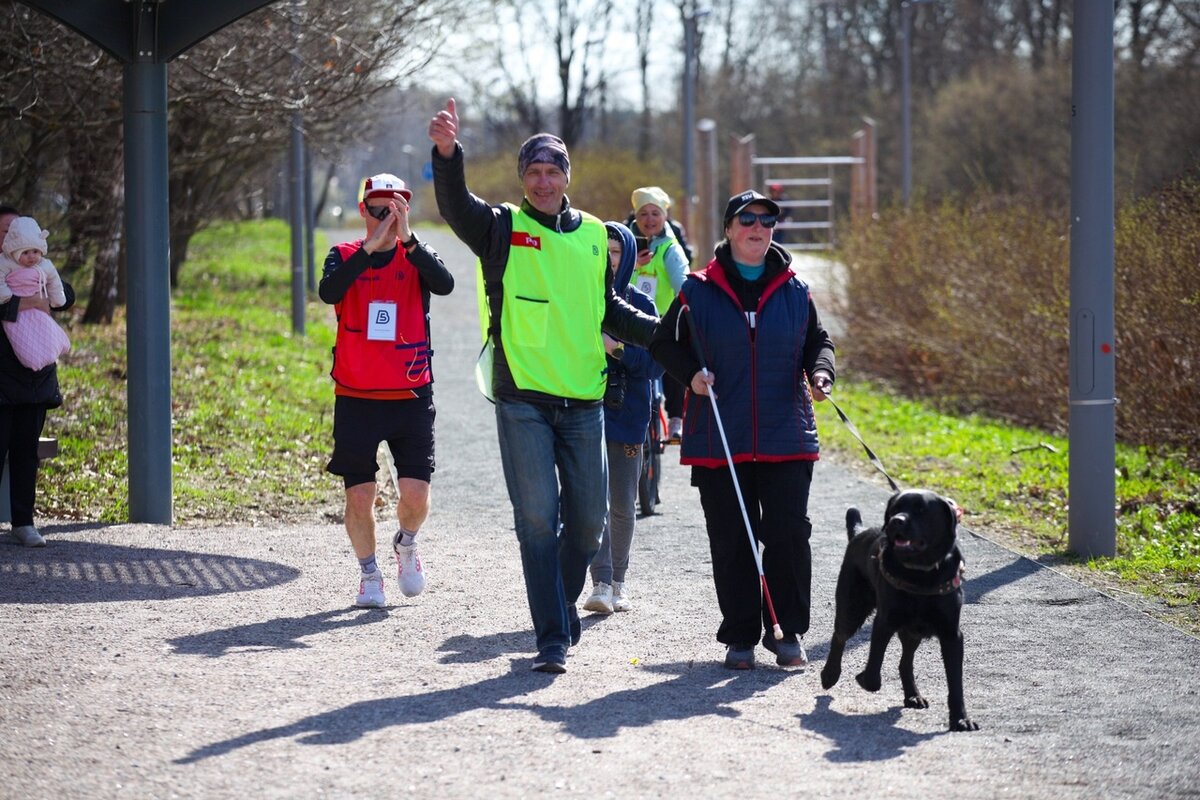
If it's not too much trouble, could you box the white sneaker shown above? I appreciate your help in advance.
[355,570,386,607]
[393,541,426,598]
[582,581,614,614]
[612,581,631,612]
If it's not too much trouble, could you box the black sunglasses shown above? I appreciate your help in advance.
[365,203,391,221]
[736,211,778,228]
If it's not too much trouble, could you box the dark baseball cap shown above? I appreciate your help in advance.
[723,190,781,225]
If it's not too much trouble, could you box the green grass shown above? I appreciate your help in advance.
[48,219,340,524]
[40,219,1199,630]
[816,379,1200,626]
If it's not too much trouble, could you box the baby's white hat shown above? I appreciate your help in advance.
[3,217,49,261]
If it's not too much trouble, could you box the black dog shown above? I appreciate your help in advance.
[820,489,979,732]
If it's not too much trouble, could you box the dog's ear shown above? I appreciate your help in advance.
[940,496,961,534]
[883,490,903,523]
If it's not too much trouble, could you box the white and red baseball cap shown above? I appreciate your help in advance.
[362,173,412,202]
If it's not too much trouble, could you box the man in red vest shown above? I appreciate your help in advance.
[319,173,455,608]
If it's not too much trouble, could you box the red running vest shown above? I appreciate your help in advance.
[330,240,431,397]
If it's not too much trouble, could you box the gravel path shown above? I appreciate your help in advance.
[2,229,1197,798]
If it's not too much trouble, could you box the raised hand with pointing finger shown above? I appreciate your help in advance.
[427,96,658,674]
[428,98,459,159]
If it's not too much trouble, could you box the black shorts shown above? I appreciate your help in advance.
[327,395,436,487]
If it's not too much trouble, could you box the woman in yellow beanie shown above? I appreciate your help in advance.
[628,187,690,442]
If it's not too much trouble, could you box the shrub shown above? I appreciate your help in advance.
[437,145,684,225]
[1113,174,1200,449]
[838,170,1200,457]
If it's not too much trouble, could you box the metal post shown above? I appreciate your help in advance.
[900,1,913,205]
[1068,0,1116,558]
[304,145,315,292]
[864,116,877,215]
[289,4,306,332]
[123,61,173,524]
[730,134,755,197]
[900,0,931,206]
[402,144,415,184]
[289,113,306,335]
[696,118,719,257]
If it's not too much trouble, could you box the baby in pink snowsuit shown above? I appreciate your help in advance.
[0,216,71,371]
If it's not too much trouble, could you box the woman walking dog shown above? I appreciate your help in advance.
[650,190,836,670]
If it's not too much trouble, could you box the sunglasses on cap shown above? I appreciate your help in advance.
[364,203,391,221]
[736,211,778,228]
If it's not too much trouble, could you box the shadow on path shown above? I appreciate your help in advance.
[963,549,1042,604]
[0,534,299,604]
[436,616,605,665]
[168,608,388,657]
[506,661,793,738]
[802,695,941,762]
[176,659,792,764]
[177,658,552,763]
[438,629,536,664]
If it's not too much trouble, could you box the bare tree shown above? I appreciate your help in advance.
[1120,0,1200,69]
[0,7,126,322]
[635,0,654,159]
[553,0,615,145]
[163,1,451,286]
[1,0,460,322]
[449,0,616,146]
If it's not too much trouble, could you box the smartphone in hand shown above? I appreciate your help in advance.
[634,236,650,254]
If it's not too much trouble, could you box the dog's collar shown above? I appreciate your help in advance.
[873,538,965,596]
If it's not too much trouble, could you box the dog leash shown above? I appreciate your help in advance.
[821,391,901,493]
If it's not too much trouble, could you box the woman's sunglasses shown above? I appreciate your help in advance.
[364,204,391,221]
[736,212,778,228]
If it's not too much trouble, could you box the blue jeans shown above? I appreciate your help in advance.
[495,399,608,653]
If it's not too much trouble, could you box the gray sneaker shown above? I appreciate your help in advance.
[724,643,755,670]
[11,525,45,548]
[532,646,567,674]
[763,634,808,667]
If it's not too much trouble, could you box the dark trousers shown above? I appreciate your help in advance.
[0,405,48,527]
[663,375,685,419]
[693,460,814,646]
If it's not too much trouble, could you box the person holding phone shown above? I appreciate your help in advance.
[627,187,690,443]
[318,173,455,609]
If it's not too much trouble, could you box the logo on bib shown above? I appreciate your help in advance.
[511,232,542,250]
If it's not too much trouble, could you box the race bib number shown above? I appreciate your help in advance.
[636,274,657,300]
[367,301,397,341]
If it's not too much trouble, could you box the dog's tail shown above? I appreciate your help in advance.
[846,507,863,540]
